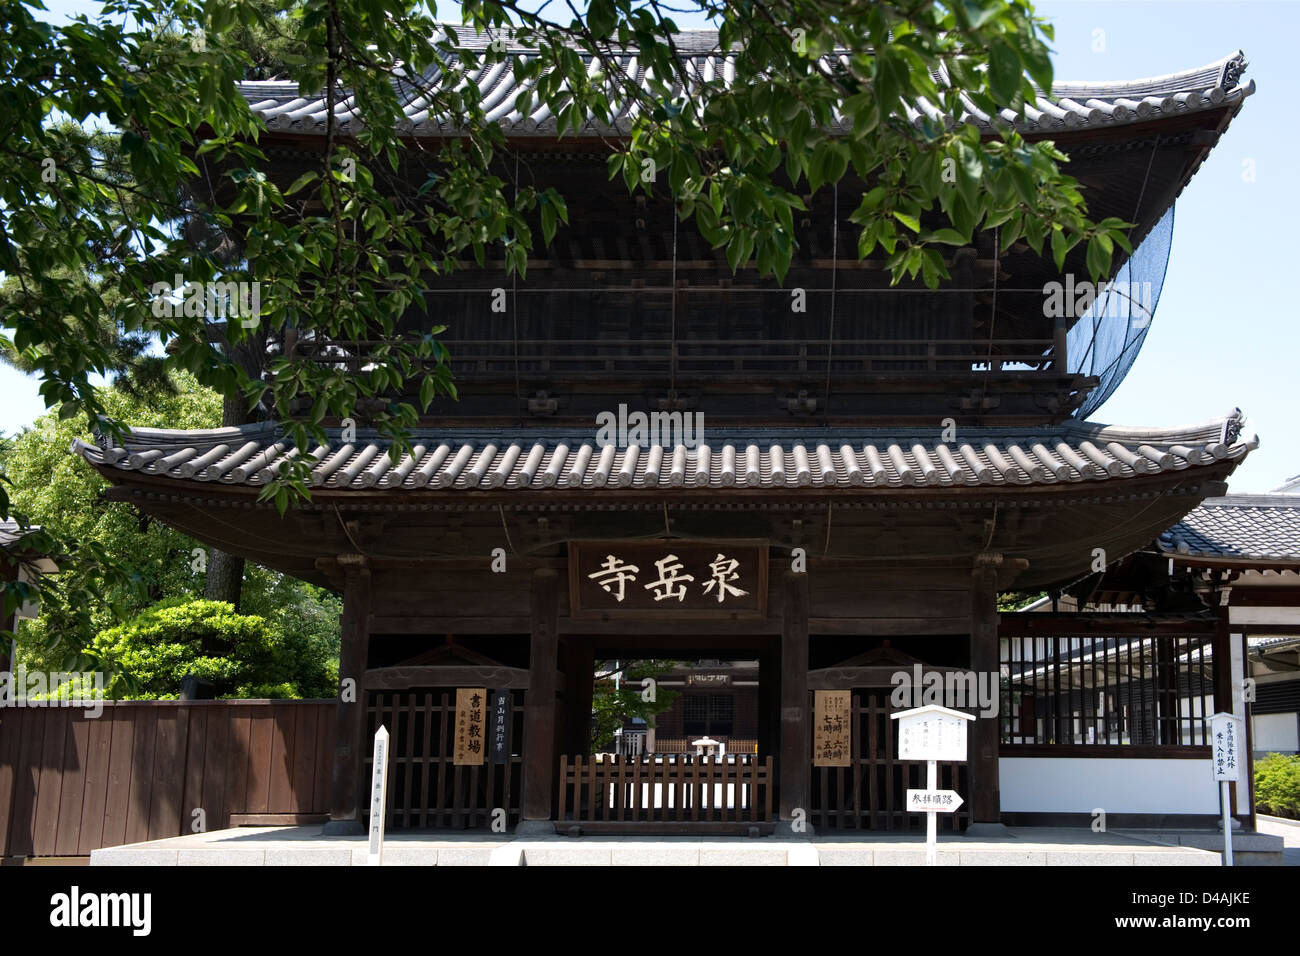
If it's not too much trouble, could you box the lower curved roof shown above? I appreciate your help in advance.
[71,411,1255,495]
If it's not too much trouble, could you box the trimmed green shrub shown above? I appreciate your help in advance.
[1255,752,1300,819]
[89,597,333,699]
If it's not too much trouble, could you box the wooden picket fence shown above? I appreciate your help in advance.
[557,753,774,832]
[652,737,759,755]
[0,700,334,858]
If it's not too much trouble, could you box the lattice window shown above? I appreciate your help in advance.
[999,632,1215,748]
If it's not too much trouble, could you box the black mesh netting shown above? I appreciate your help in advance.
[1069,204,1174,419]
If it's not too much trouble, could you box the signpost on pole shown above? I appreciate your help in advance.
[1208,712,1242,867]
[891,704,974,865]
[367,725,390,867]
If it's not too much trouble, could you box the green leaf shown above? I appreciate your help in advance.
[925,228,968,245]
[959,0,1003,29]
[1086,234,1112,281]
[1050,227,1069,271]
[999,216,1022,252]
[893,211,921,233]
[540,201,558,244]
[285,171,318,196]
[588,0,618,39]
[1016,33,1054,93]
[987,37,1023,106]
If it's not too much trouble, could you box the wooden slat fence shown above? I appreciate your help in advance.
[810,691,969,832]
[558,753,774,831]
[364,689,523,830]
[0,700,334,858]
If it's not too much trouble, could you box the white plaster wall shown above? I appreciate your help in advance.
[1229,607,1298,626]
[1253,714,1299,754]
[1000,758,1220,814]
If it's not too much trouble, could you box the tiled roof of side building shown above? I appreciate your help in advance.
[1158,492,1300,564]
[70,411,1255,493]
[236,30,1252,138]
[1270,474,1300,494]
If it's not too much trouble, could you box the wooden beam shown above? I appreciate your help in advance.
[369,615,533,634]
[560,618,782,636]
[363,665,531,690]
[325,555,370,834]
[808,665,964,690]
[778,571,811,833]
[519,569,560,834]
[997,613,1217,636]
[809,617,970,636]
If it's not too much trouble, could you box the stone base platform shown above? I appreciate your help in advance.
[85,825,1251,866]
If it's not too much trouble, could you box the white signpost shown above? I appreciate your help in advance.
[891,704,975,865]
[367,725,390,867]
[1208,712,1242,867]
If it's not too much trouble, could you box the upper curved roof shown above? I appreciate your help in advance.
[237,29,1252,138]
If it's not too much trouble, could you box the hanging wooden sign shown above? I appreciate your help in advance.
[453,687,487,765]
[569,539,768,619]
[490,689,510,765]
[813,690,852,767]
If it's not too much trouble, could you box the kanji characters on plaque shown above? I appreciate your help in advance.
[571,541,767,617]
[454,687,487,766]
[1209,712,1242,782]
[491,689,510,765]
[813,690,851,767]
[589,551,749,604]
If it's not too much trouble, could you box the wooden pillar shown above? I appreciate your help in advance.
[518,568,560,834]
[758,638,778,758]
[561,637,594,757]
[1156,637,1178,746]
[779,571,811,834]
[325,554,370,834]
[969,562,1003,830]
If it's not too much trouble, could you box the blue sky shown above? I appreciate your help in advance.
[8,1,1295,491]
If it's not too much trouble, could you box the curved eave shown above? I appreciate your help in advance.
[70,413,1256,496]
